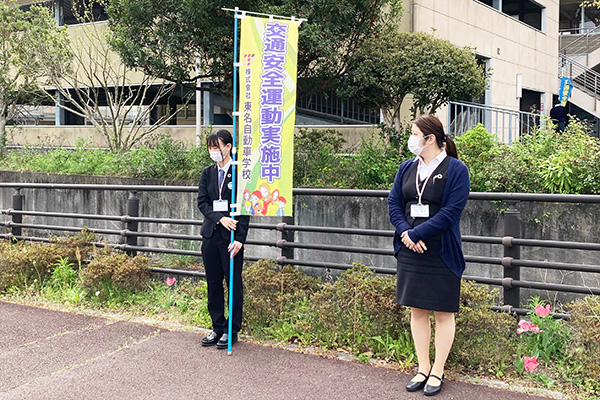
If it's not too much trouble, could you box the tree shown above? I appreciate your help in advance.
[36,1,188,153]
[106,0,403,99]
[0,2,70,153]
[340,31,489,130]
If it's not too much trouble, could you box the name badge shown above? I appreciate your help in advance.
[410,203,430,218]
[213,199,229,212]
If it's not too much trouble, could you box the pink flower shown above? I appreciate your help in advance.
[535,304,552,317]
[524,356,539,372]
[517,320,532,334]
[166,277,176,286]
[517,319,543,334]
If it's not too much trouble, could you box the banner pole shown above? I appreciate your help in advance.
[228,6,241,356]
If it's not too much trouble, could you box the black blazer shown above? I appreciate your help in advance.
[197,164,250,243]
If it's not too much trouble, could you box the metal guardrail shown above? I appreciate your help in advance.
[296,91,380,124]
[559,25,600,60]
[1,183,600,314]
[447,101,541,144]
[559,53,600,100]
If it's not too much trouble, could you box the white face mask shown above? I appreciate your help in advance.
[209,146,228,163]
[408,134,430,156]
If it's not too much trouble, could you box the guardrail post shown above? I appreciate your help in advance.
[281,216,294,260]
[503,201,521,309]
[126,191,139,256]
[11,188,23,241]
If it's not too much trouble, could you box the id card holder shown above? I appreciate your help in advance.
[410,203,430,218]
[213,199,229,212]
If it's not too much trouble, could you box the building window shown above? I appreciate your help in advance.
[475,0,545,32]
[503,0,544,31]
[63,0,108,25]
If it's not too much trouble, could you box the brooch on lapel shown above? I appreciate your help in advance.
[432,174,443,184]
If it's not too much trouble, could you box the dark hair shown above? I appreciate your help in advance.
[207,129,233,156]
[413,114,458,159]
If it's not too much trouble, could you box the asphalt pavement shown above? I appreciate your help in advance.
[0,301,555,400]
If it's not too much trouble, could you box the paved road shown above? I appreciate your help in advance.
[0,301,552,400]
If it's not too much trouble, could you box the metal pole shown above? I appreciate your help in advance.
[508,114,512,144]
[503,202,521,309]
[281,216,294,260]
[11,188,23,241]
[447,103,451,135]
[227,7,241,355]
[126,191,140,256]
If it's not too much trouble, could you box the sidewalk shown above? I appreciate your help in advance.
[0,301,553,400]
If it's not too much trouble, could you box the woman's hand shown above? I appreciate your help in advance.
[228,240,243,257]
[401,231,427,253]
[219,217,238,231]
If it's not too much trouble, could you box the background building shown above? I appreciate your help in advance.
[10,0,600,146]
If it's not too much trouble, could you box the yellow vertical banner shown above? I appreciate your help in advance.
[237,16,298,217]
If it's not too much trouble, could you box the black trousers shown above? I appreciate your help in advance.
[201,230,244,335]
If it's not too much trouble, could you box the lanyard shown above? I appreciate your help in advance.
[415,162,433,205]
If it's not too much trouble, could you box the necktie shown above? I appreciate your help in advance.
[218,169,225,189]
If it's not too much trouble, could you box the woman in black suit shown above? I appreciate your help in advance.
[197,129,250,349]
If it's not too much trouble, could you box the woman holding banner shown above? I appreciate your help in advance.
[197,129,250,349]
[388,115,470,396]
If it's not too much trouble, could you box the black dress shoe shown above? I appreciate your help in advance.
[424,373,444,396]
[201,331,222,347]
[405,371,429,392]
[216,333,238,349]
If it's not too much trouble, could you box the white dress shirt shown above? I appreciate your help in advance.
[416,150,447,181]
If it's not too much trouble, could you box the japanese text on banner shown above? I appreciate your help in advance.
[238,16,298,217]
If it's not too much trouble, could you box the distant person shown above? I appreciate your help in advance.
[388,115,470,397]
[550,104,568,133]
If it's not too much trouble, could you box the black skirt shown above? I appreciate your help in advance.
[396,243,461,313]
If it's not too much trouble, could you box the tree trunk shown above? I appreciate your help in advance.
[382,107,403,133]
[0,117,7,157]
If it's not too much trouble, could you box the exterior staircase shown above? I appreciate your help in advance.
[559,32,600,118]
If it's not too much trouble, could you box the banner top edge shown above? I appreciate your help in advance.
[221,7,308,24]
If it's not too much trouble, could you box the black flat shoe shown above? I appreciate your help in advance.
[424,373,444,396]
[405,371,429,392]
[201,331,222,347]
[216,333,238,349]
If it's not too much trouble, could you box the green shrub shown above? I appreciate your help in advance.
[309,265,410,352]
[0,230,94,291]
[0,241,37,291]
[451,280,519,376]
[243,259,320,338]
[454,124,504,192]
[457,120,600,194]
[567,296,600,393]
[293,127,346,187]
[44,258,86,304]
[80,253,151,293]
[126,134,210,180]
[0,135,210,181]
[341,136,403,189]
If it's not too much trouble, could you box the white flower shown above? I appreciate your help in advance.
[95,291,100,296]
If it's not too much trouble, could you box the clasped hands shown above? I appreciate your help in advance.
[401,231,427,254]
